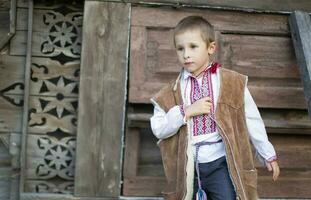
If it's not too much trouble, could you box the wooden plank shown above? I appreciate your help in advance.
[30,58,80,97]
[28,96,78,135]
[16,8,83,32]
[258,169,311,198]
[0,10,11,49]
[25,180,74,193]
[26,134,75,180]
[10,172,20,200]
[0,0,10,11]
[289,11,311,118]
[123,177,165,196]
[123,128,140,178]
[0,133,11,166]
[131,6,289,34]
[10,30,82,58]
[0,55,80,97]
[20,0,33,194]
[74,1,130,197]
[17,0,84,9]
[0,96,23,133]
[122,122,311,197]
[129,25,304,109]
[127,109,311,133]
[0,167,11,200]
[10,133,21,169]
[220,34,298,79]
[96,0,311,13]
[0,55,25,95]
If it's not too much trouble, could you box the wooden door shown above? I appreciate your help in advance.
[124,6,311,198]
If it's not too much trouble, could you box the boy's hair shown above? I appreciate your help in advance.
[174,16,215,47]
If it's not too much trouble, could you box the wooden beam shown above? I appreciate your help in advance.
[74,1,130,197]
[0,0,16,51]
[19,0,33,194]
[289,11,311,118]
[87,0,311,14]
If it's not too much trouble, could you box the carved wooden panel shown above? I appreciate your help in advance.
[26,135,75,181]
[129,6,307,109]
[11,3,84,195]
[28,96,77,135]
[25,180,74,194]
[30,58,80,97]
[11,7,83,59]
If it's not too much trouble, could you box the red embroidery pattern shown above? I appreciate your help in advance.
[189,62,219,136]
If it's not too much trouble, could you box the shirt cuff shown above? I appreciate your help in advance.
[266,155,278,163]
[179,104,185,117]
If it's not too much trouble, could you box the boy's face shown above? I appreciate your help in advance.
[175,29,215,77]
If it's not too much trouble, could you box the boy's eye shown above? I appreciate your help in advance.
[177,47,183,51]
[190,45,197,48]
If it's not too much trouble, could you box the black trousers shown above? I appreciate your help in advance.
[192,156,236,200]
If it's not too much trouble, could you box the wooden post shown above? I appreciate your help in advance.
[289,11,311,118]
[20,0,33,195]
[74,1,130,197]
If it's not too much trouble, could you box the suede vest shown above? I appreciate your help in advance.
[152,68,258,200]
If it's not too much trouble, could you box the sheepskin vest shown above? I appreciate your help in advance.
[152,68,258,200]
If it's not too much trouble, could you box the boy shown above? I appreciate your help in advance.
[150,16,280,200]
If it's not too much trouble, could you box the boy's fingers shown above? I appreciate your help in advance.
[272,162,280,181]
[266,162,272,171]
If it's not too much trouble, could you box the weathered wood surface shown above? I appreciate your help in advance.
[10,7,83,57]
[16,8,83,32]
[26,134,75,180]
[0,96,23,133]
[89,0,311,13]
[0,55,80,97]
[0,0,10,11]
[0,134,11,166]
[10,30,82,58]
[25,180,74,193]
[289,11,311,117]
[127,109,311,133]
[74,1,130,197]
[10,133,21,169]
[28,96,78,135]
[123,125,311,197]
[0,10,10,49]
[0,167,11,200]
[0,55,25,94]
[131,7,289,34]
[20,0,34,195]
[17,0,84,9]
[129,7,306,109]
[29,59,80,97]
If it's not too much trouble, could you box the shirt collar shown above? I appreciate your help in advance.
[182,63,213,80]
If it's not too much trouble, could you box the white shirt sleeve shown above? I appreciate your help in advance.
[244,87,277,163]
[150,100,184,139]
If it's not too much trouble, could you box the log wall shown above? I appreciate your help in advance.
[0,0,311,199]
[124,6,311,199]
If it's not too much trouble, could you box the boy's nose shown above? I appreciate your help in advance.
[183,49,190,59]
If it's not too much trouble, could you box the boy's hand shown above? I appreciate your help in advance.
[185,97,212,119]
[266,160,280,181]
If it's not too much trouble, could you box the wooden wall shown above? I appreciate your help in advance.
[124,5,311,199]
[0,0,83,198]
[0,0,311,199]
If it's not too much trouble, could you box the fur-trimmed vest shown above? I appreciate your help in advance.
[152,68,258,200]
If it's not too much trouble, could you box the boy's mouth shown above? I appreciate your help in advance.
[184,62,194,65]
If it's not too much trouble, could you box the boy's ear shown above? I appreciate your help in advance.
[207,42,216,55]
